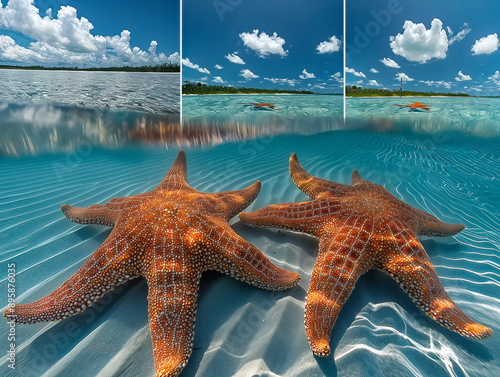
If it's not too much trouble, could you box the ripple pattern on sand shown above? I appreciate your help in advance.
[0,129,498,376]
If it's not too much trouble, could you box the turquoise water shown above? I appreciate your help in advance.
[1,126,499,376]
[347,97,500,137]
[183,94,343,118]
[182,94,344,144]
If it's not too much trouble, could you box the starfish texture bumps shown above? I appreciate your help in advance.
[240,153,492,357]
[4,151,300,377]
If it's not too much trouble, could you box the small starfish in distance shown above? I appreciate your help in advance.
[240,153,491,357]
[237,102,276,110]
[4,151,300,377]
[394,101,432,111]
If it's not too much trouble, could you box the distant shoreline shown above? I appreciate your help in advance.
[348,95,465,98]
[346,95,500,99]
[0,64,180,73]
[183,93,342,96]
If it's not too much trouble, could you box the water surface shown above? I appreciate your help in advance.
[0,70,180,156]
[346,97,500,137]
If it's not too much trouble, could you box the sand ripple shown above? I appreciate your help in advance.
[1,129,498,376]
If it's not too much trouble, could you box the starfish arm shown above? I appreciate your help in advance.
[289,153,350,198]
[144,264,201,377]
[61,192,158,226]
[239,199,339,237]
[411,207,465,237]
[195,221,300,290]
[382,224,491,339]
[305,229,371,357]
[351,170,366,185]
[211,180,261,221]
[61,203,119,226]
[4,228,140,324]
[156,150,193,192]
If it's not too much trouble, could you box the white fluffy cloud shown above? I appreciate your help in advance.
[214,64,223,69]
[239,29,287,57]
[488,71,500,85]
[299,69,315,79]
[380,57,400,68]
[395,72,413,82]
[316,35,341,53]
[264,77,297,87]
[212,76,226,84]
[239,68,258,80]
[330,72,343,83]
[471,33,499,55]
[182,58,210,74]
[419,80,452,89]
[0,0,178,66]
[225,53,245,65]
[370,68,379,73]
[367,80,380,86]
[345,67,366,78]
[455,71,472,81]
[448,24,471,45]
[390,18,448,63]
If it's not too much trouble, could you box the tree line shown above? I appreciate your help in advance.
[182,81,315,95]
[346,85,470,97]
[0,63,180,72]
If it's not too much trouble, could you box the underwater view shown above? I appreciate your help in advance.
[1,115,499,376]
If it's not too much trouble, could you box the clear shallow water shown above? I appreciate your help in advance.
[182,94,344,144]
[347,97,500,137]
[0,70,180,115]
[1,127,498,377]
[183,94,343,118]
[0,70,180,156]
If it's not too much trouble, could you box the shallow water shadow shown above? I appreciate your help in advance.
[15,279,141,376]
[72,226,110,242]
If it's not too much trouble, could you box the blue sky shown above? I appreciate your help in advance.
[346,0,500,96]
[182,0,343,94]
[0,0,179,67]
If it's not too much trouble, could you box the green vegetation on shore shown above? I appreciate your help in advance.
[183,81,316,95]
[0,63,180,73]
[346,85,470,97]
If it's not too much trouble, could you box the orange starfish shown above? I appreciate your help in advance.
[4,151,300,377]
[395,101,431,111]
[237,102,276,109]
[240,154,492,357]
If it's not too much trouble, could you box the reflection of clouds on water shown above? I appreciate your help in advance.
[0,100,344,156]
[0,102,180,156]
[8,103,63,127]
